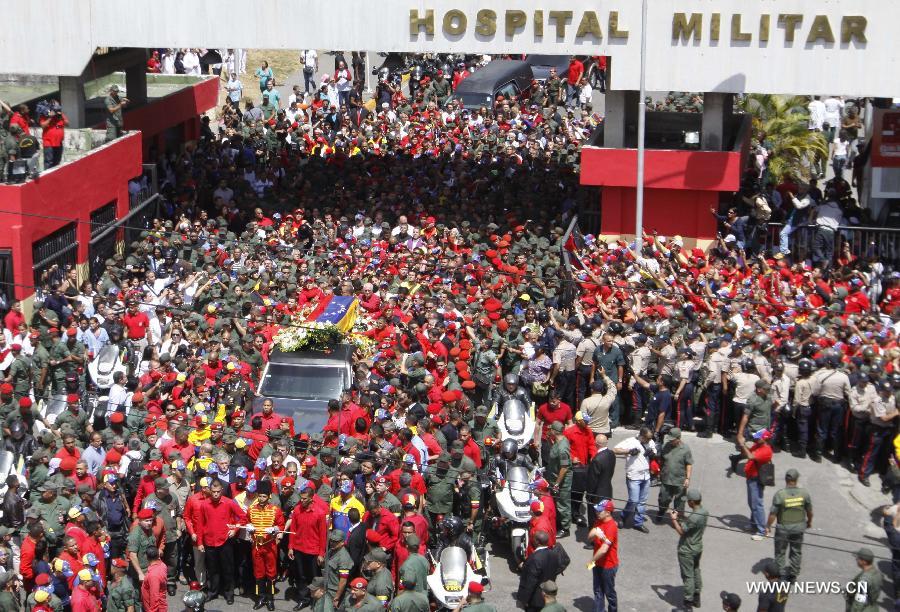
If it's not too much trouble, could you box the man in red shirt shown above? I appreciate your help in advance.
[458,426,483,469]
[588,499,619,612]
[199,479,247,604]
[525,501,556,558]
[287,483,329,610]
[537,394,573,461]
[3,301,24,333]
[257,398,284,432]
[741,428,773,540]
[20,524,42,591]
[566,57,585,107]
[141,547,169,612]
[71,570,100,612]
[184,478,210,587]
[133,461,162,514]
[38,103,67,169]
[564,411,598,526]
[122,300,150,350]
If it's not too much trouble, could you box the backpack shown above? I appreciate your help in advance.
[123,460,144,501]
[750,195,772,222]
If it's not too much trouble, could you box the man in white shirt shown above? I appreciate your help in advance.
[225,73,243,110]
[613,427,657,533]
[807,96,825,132]
[107,371,130,418]
[301,49,318,93]
[182,49,201,76]
[822,95,844,140]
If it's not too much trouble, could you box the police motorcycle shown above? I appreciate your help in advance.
[427,518,488,610]
[496,398,535,449]
[88,344,128,392]
[490,459,535,567]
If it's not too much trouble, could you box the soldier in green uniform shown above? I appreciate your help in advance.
[454,469,483,542]
[105,84,128,141]
[538,580,564,612]
[310,577,336,612]
[340,577,382,612]
[6,344,32,399]
[47,330,72,395]
[766,468,813,580]
[126,508,158,580]
[0,571,19,612]
[390,574,429,612]
[655,428,693,519]
[106,557,140,612]
[32,484,70,542]
[143,478,181,594]
[364,548,394,604]
[29,335,49,400]
[54,395,92,445]
[669,489,708,609]
[544,69,564,107]
[468,405,500,447]
[324,529,354,606]
[845,548,883,612]
[425,453,456,525]
[398,534,429,594]
[547,421,573,537]
[0,385,16,423]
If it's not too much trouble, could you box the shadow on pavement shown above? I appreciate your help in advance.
[650,583,686,610]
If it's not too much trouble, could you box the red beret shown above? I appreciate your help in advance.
[460,340,472,350]
[459,350,470,360]
[18,397,31,408]
[449,347,461,357]
[59,457,77,472]
[145,427,157,437]
[0,384,12,394]
[105,449,122,464]
[281,477,296,488]
[496,319,509,332]
[111,558,129,569]
[35,573,51,586]
[137,508,154,520]
[67,393,80,404]
[9,344,21,351]
[146,460,162,472]
[110,412,125,424]
[441,391,456,403]
[461,380,476,390]
[458,370,471,381]
[66,328,77,337]
[530,501,544,514]
[469,581,484,594]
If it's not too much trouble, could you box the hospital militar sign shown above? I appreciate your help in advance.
[3,0,897,96]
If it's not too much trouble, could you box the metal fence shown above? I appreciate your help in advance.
[762,223,900,266]
[32,223,77,288]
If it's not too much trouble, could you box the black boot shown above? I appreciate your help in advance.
[267,579,276,611]
[253,580,267,610]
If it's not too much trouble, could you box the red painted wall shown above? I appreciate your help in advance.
[580,146,744,191]
[0,133,142,299]
[599,186,720,240]
[124,76,219,142]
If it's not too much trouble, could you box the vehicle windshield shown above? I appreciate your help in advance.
[446,92,492,109]
[440,547,468,588]
[259,363,345,400]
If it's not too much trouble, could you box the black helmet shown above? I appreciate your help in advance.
[10,420,25,440]
[580,324,594,337]
[754,333,774,353]
[163,247,178,261]
[643,323,658,337]
[801,342,818,358]
[891,372,900,389]
[441,515,464,538]
[797,358,815,376]
[739,357,756,373]
[781,341,801,360]
[861,346,876,360]
[537,311,550,324]
[826,353,841,368]
[877,379,894,394]
[501,439,518,460]
[608,321,624,335]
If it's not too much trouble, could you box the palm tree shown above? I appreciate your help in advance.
[738,94,828,183]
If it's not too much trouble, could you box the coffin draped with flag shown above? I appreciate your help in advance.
[305,295,359,333]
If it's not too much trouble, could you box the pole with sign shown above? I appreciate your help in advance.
[635,0,648,250]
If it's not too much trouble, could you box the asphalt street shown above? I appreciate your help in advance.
[166,428,894,612]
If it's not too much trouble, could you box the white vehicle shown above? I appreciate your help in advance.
[88,345,128,391]
[492,465,534,566]
[427,546,485,610]
[496,399,535,449]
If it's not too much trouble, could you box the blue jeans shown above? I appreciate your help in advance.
[592,565,618,612]
[779,218,794,254]
[746,477,766,535]
[623,478,650,527]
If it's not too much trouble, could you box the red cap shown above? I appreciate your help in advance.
[18,397,31,408]
[146,460,163,472]
[110,412,125,424]
[35,573,51,586]
[375,476,388,485]
[66,393,79,404]
[137,508,154,520]
[10,343,21,351]
[350,578,368,589]
[530,501,544,514]
[111,558,129,569]
[468,582,484,594]
[232,410,246,419]
[281,477,296,488]
[59,457,77,472]
[0,384,12,394]
[66,328,77,337]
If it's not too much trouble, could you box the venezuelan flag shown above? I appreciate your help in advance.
[306,295,359,333]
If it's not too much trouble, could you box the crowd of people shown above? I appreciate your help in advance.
[0,50,894,612]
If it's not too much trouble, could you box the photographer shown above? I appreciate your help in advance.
[38,100,67,169]
[104,85,129,141]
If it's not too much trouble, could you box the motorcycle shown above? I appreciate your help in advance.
[491,465,534,566]
[427,546,485,610]
[88,345,128,391]
[496,399,535,449]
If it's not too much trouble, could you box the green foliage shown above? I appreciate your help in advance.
[739,94,829,183]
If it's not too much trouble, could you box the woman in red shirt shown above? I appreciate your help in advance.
[38,103,67,169]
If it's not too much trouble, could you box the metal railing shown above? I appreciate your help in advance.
[762,223,900,266]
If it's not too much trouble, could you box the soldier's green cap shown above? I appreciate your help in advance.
[267,429,285,440]
[329,529,346,543]
[369,548,388,563]
[318,446,335,457]
[474,405,489,416]
[686,489,702,502]
[668,427,682,439]
[310,577,326,591]
[154,477,169,489]
[223,433,237,445]
[405,533,420,547]
[62,480,76,491]
[540,580,558,594]
[550,421,564,433]
[856,547,875,562]
[25,507,40,519]
[785,468,800,480]
[38,483,56,493]
[76,484,94,495]
[437,452,451,464]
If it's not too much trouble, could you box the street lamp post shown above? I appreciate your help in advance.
[635,0,648,247]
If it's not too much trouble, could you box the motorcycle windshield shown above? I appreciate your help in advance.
[96,345,120,374]
[507,466,531,505]
[502,400,527,435]
[439,547,468,591]
[0,451,13,482]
